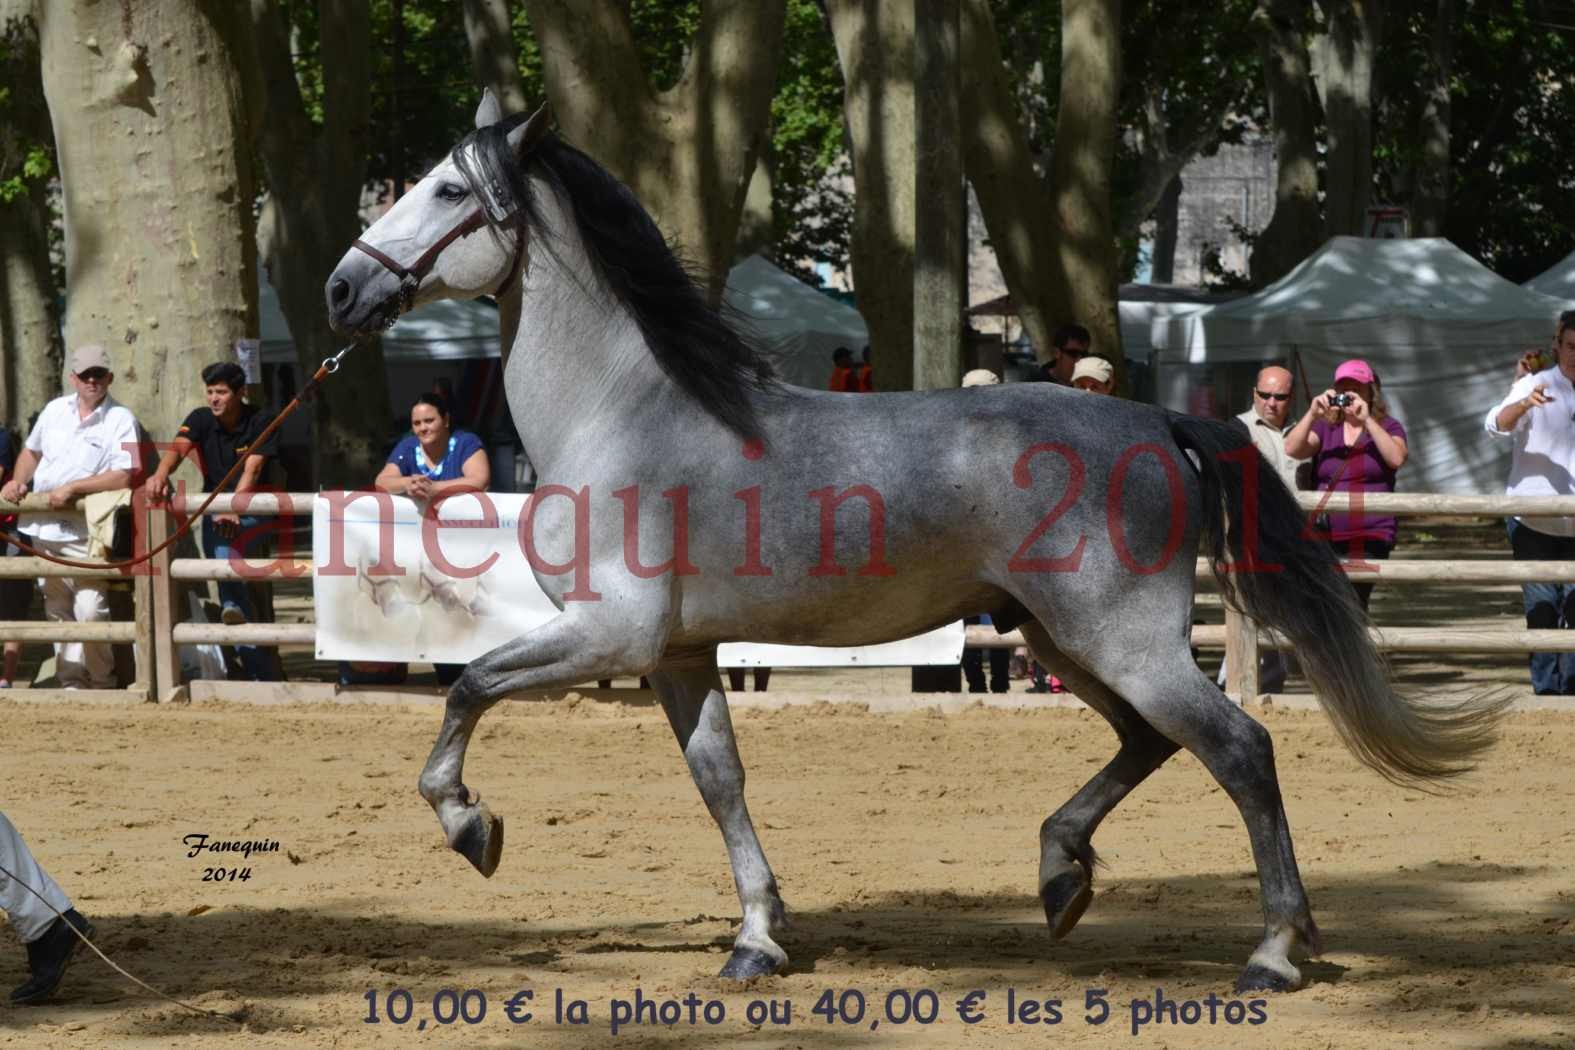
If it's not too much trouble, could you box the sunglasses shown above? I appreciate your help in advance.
[1058,346,1089,359]
[1255,389,1290,402]
[76,369,109,383]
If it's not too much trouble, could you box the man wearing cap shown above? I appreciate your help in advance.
[0,345,141,689]
[1070,356,1114,394]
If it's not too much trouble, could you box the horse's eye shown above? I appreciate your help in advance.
[436,183,468,203]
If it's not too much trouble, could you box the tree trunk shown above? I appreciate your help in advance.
[1049,0,1123,368]
[0,3,63,425]
[34,0,257,448]
[913,0,962,391]
[224,0,391,487]
[957,0,1055,361]
[734,154,775,261]
[1151,173,1181,284]
[1313,0,1383,238]
[1411,0,1454,237]
[524,0,788,305]
[1114,83,1226,243]
[458,0,527,366]
[461,0,527,114]
[1249,0,1324,287]
[826,0,916,390]
[0,181,61,428]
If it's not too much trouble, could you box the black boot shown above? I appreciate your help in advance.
[10,909,94,1005]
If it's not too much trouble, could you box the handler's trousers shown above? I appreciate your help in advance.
[0,810,73,943]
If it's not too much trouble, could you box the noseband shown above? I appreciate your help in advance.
[351,200,527,323]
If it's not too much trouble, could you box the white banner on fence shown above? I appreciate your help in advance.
[312,493,965,667]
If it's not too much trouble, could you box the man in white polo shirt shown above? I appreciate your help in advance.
[0,345,141,689]
[1485,309,1575,694]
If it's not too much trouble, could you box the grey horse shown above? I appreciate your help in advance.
[325,93,1503,991]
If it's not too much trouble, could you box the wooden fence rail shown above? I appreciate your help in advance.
[0,488,1570,703]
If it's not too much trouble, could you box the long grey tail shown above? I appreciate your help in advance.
[1169,413,1506,787]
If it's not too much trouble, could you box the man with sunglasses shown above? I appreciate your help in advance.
[1224,365,1298,694]
[0,345,140,689]
[1039,323,1092,385]
[1236,365,1299,490]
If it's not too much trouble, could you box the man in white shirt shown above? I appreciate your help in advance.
[1484,309,1575,694]
[0,345,141,689]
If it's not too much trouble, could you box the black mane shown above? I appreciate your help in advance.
[452,117,778,441]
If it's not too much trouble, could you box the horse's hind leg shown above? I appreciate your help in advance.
[1096,651,1322,991]
[648,663,789,980]
[1018,623,1178,941]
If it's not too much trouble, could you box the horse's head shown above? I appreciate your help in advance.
[326,90,551,338]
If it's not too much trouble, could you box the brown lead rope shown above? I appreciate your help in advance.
[2,344,358,573]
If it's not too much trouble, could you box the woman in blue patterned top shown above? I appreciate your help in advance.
[376,393,490,498]
[343,393,490,689]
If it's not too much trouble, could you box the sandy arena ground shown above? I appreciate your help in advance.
[0,688,1571,1049]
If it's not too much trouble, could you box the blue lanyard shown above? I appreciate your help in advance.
[415,435,456,479]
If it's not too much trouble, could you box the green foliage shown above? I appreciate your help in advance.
[766,0,852,284]
[987,0,1262,240]
[626,2,703,90]
[1373,0,1575,280]
[0,16,54,205]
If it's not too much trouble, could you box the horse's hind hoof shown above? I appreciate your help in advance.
[1041,870,1093,940]
[1234,963,1299,994]
[719,947,782,980]
[452,802,504,877]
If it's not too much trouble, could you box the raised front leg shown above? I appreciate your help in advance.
[418,610,665,876]
[649,664,789,980]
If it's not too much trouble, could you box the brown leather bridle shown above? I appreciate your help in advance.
[349,103,552,324]
[350,201,527,325]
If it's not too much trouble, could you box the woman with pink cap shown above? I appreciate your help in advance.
[1285,358,1409,610]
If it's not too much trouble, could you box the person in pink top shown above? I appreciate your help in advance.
[1285,359,1409,611]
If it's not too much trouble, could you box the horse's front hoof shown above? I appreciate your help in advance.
[451,802,504,877]
[719,947,782,980]
[1234,963,1299,994]
[1041,870,1093,940]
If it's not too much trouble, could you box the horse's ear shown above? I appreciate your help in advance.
[507,101,553,157]
[475,88,505,130]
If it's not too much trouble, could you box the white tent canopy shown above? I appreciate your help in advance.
[1525,248,1575,300]
[1150,236,1575,493]
[723,255,868,389]
[258,255,868,389]
[1118,285,1235,356]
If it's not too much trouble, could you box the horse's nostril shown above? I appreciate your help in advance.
[330,278,352,306]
